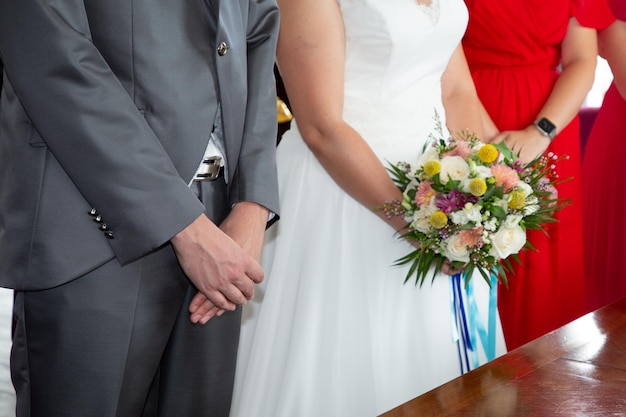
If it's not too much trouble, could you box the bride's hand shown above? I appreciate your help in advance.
[441,260,465,276]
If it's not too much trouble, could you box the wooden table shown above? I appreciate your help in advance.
[380,297,626,416]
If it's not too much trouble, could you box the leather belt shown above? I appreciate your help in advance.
[192,155,224,182]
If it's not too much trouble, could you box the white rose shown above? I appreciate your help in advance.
[411,206,436,233]
[489,224,526,260]
[416,147,440,170]
[439,156,470,182]
[443,234,471,263]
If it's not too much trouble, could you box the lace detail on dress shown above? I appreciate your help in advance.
[415,0,440,25]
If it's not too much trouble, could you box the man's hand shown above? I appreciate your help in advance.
[188,293,223,324]
[186,202,270,324]
[171,213,264,315]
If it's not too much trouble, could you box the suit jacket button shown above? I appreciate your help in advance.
[99,223,108,231]
[217,42,229,56]
[88,208,98,217]
[104,231,114,239]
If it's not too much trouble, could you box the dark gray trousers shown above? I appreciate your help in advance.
[11,179,240,417]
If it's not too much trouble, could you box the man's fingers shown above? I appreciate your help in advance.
[240,281,255,300]
[246,258,265,284]
[198,307,223,324]
[191,306,222,324]
[188,292,230,324]
[219,283,251,307]
[234,271,257,299]
[189,292,209,314]
[204,289,238,311]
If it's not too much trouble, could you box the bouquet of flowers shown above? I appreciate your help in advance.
[383,116,568,287]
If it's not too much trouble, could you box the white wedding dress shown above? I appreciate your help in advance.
[231,0,506,415]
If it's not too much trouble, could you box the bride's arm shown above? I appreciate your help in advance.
[441,44,486,140]
[275,0,407,233]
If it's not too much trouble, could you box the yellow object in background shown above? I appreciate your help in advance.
[277,97,293,123]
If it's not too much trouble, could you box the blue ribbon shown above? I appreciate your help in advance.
[450,271,498,374]
[451,273,472,374]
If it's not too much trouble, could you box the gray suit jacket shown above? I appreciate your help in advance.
[0,0,280,290]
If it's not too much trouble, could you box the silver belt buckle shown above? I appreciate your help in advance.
[193,156,223,182]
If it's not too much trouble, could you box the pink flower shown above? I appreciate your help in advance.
[442,140,474,159]
[491,164,519,192]
[459,227,484,248]
[415,181,436,206]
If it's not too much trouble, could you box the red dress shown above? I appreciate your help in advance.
[463,0,613,349]
[583,0,626,311]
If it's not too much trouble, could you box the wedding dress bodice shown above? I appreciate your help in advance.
[337,0,468,157]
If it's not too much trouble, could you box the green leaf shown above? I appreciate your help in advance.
[480,185,503,202]
[493,141,517,162]
[490,205,507,220]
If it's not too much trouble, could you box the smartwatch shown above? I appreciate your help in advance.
[534,117,557,140]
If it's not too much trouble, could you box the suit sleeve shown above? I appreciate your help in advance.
[0,0,205,264]
[229,0,281,223]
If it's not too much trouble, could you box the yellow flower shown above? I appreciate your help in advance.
[477,144,498,164]
[508,190,526,210]
[429,211,448,229]
[423,160,441,177]
[468,178,487,197]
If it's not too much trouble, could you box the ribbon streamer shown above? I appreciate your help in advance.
[450,271,498,374]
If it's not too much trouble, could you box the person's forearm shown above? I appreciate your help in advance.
[227,202,270,240]
[537,59,596,133]
[478,101,500,141]
[443,87,484,141]
[441,45,485,140]
[535,20,597,135]
[300,121,408,233]
[220,202,269,262]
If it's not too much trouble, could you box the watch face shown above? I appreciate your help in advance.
[537,118,556,135]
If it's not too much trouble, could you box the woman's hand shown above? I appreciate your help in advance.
[442,260,465,276]
[491,126,551,165]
